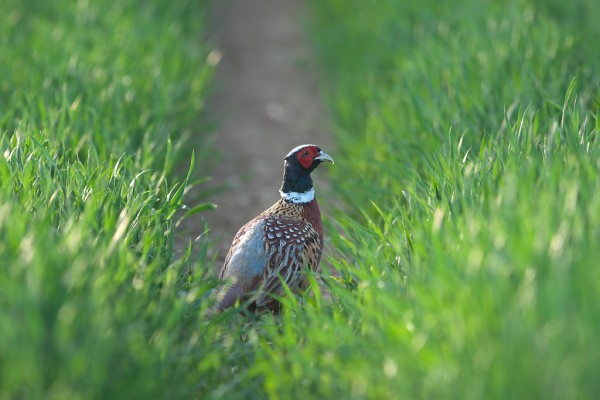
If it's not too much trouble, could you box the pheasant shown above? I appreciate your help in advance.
[216,144,334,312]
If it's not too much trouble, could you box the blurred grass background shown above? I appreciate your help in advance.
[234,0,600,398]
[258,0,599,398]
[0,0,226,398]
[2,0,600,398]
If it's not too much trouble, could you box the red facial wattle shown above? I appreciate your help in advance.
[296,146,319,169]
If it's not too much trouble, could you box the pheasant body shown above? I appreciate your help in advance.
[216,144,333,312]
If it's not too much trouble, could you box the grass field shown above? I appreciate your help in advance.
[275,0,599,398]
[0,0,218,398]
[2,0,600,398]
[209,0,600,398]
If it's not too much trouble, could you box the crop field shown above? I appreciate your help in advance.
[298,0,600,398]
[1,0,599,399]
[0,0,216,397]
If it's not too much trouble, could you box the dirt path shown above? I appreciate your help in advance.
[196,0,332,263]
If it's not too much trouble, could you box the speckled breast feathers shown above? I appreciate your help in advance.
[219,204,322,310]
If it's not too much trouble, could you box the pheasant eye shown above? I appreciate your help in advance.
[302,150,309,157]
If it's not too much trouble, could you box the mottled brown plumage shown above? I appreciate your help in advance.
[216,144,333,312]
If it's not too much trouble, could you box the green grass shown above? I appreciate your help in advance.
[3,0,600,398]
[257,0,599,398]
[0,0,224,398]
[195,0,600,399]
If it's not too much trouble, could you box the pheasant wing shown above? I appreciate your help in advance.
[217,219,269,310]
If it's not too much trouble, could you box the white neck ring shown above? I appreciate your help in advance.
[279,188,314,204]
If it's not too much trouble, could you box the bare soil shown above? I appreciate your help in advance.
[182,0,332,264]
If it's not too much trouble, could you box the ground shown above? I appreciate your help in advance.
[188,0,332,264]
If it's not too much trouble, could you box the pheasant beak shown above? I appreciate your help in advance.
[315,150,334,164]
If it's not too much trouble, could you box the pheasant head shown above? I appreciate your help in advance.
[279,144,334,204]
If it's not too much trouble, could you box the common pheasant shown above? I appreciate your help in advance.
[216,144,334,312]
